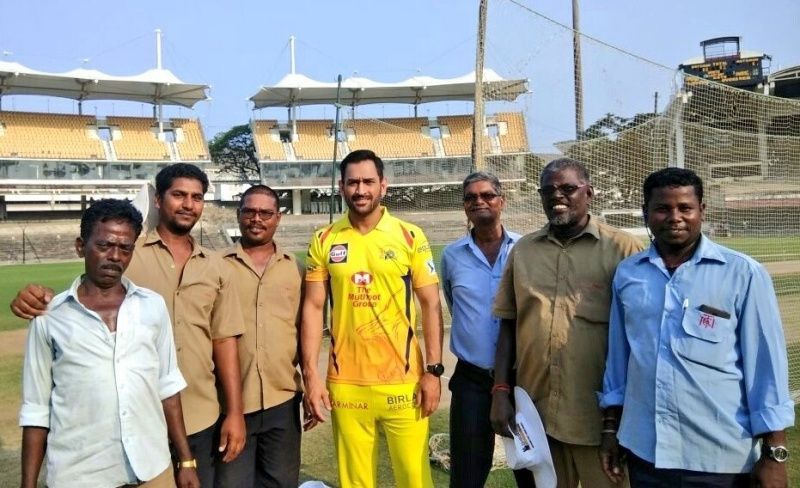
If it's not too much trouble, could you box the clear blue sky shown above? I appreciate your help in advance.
[1,0,797,152]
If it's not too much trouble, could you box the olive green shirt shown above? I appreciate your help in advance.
[222,242,303,414]
[493,216,643,445]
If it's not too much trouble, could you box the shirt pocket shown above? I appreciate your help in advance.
[674,307,735,367]
[574,282,611,324]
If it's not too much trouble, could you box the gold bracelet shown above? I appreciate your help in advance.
[177,459,197,469]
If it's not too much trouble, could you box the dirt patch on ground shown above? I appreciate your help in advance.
[765,260,800,276]
[0,329,26,359]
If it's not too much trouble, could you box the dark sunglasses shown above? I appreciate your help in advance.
[239,208,277,220]
[463,192,501,203]
[537,184,588,197]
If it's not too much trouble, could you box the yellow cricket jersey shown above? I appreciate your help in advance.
[306,208,439,386]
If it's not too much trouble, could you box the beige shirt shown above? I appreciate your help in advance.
[222,242,303,414]
[493,216,643,445]
[126,230,244,435]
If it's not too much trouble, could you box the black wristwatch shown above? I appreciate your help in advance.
[762,443,789,463]
[425,363,445,377]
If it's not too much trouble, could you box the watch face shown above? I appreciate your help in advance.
[427,363,444,377]
[772,446,789,462]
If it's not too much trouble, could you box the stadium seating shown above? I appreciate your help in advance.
[438,115,486,156]
[0,111,105,160]
[293,120,335,160]
[494,112,529,153]
[105,116,170,161]
[347,117,434,158]
[171,118,211,161]
[252,120,287,160]
[251,112,529,161]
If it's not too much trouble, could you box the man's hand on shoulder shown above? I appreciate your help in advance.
[218,413,245,463]
[753,456,788,488]
[10,284,53,320]
[416,372,441,417]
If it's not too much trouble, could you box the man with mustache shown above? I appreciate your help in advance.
[216,184,304,487]
[600,168,794,487]
[490,157,642,487]
[440,171,532,488]
[11,164,246,487]
[301,149,444,488]
[20,199,199,488]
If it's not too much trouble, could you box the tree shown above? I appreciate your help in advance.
[566,111,662,209]
[209,124,260,179]
[580,112,657,140]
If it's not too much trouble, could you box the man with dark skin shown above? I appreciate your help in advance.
[12,164,246,487]
[216,185,304,487]
[20,199,199,488]
[600,168,793,488]
[491,158,642,487]
[440,172,531,487]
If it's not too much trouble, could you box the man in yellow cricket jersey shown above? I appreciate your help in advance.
[301,149,444,488]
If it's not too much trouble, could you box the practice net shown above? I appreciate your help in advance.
[250,0,800,400]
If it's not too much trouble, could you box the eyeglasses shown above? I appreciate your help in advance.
[537,184,588,197]
[463,192,501,203]
[239,208,277,220]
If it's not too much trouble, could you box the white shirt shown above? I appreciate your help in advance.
[20,276,187,487]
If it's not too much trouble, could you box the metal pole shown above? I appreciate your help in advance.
[572,0,584,139]
[330,74,343,224]
[472,0,488,171]
[653,92,659,114]
[155,30,164,135]
[289,36,296,74]
[22,228,26,264]
[155,29,163,70]
[289,36,298,141]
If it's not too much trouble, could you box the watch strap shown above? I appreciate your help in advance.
[177,459,198,469]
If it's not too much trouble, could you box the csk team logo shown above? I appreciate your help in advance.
[329,243,348,263]
[351,271,373,286]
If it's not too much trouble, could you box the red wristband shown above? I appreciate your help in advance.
[491,383,511,395]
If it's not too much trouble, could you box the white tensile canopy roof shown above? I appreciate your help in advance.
[249,69,528,109]
[0,60,209,108]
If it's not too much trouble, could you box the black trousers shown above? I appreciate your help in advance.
[180,422,218,488]
[627,451,750,488]
[214,393,302,488]
[448,359,536,488]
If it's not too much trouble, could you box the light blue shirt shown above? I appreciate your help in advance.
[600,236,794,473]
[20,276,186,487]
[441,228,521,369]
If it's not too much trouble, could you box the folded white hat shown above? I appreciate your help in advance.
[502,386,557,488]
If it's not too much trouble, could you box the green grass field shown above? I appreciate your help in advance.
[0,261,83,332]
[0,236,799,486]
